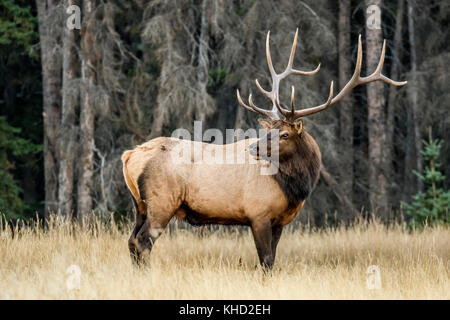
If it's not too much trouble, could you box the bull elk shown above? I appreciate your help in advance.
[122,29,406,269]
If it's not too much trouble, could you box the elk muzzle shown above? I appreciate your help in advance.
[250,129,280,160]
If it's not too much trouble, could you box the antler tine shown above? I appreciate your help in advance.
[255,79,272,99]
[286,29,298,71]
[281,29,321,77]
[282,29,321,78]
[248,94,276,118]
[328,34,363,105]
[266,31,276,79]
[236,89,279,120]
[289,81,334,119]
[272,86,298,119]
[236,89,252,112]
[290,86,295,114]
[290,35,407,119]
[273,95,290,118]
[361,39,407,86]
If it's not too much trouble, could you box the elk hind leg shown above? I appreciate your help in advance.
[134,204,175,266]
[128,194,147,264]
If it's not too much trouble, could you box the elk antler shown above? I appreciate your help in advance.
[237,31,407,123]
[236,29,320,120]
[286,35,407,120]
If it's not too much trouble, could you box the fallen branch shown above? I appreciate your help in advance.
[320,166,359,220]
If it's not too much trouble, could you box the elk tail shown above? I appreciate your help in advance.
[121,150,140,203]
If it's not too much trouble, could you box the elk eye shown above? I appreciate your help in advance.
[280,133,289,139]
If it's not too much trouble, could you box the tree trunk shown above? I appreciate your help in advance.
[36,0,63,219]
[386,0,404,199]
[77,0,96,223]
[195,0,210,122]
[198,0,208,86]
[149,21,173,139]
[234,4,261,130]
[58,0,80,219]
[406,0,422,193]
[365,0,388,217]
[338,0,354,221]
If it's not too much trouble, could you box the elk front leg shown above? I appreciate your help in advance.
[271,224,283,263]
[250,221,274,271]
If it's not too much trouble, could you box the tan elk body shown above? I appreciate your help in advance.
[122,136,313,228]
[122,29,406,269]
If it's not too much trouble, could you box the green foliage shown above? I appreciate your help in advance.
[207,67,228,92]
[0,0,42,219]
[403,129,450,227]
[0,117,41,219]
[0,0,38,58]
[234,3,250,16]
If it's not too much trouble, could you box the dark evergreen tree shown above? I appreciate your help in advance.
[403,129,450,227]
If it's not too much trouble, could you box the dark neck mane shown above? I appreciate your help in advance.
[272,132,322,206]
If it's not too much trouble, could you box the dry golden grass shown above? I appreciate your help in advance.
[0,218,449,300]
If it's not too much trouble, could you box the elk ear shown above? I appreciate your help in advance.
[294,120,304,135]
[258,118,271,129]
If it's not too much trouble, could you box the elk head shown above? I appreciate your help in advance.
[237,29,407,161]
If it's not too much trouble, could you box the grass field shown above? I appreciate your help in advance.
[0,218,449,299]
